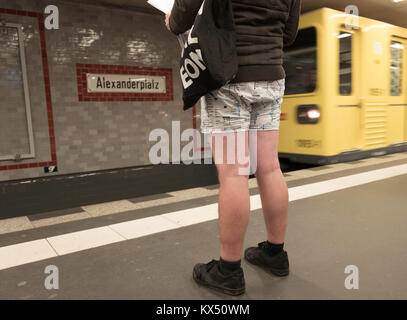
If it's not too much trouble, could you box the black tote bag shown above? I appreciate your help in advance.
[177,0,238,111]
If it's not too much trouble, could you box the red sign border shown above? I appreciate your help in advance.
[0,8,56,172]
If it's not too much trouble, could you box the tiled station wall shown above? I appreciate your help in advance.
[0,0,195,182]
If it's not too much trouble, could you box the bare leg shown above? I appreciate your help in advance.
[254,130,288,244]
[210,132,251,262]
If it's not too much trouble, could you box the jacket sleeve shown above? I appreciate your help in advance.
[283,0,301,47]
[169,0,204,35]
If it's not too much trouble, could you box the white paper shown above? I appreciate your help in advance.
[147,0,175,14]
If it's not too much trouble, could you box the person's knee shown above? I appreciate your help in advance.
[217,164,250,182]
[255,158,281,178]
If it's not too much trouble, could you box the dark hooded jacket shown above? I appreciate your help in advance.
[169,0,301,83]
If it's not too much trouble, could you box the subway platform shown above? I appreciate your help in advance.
[0,152,407,300]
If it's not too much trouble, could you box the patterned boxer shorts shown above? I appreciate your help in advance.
[200,79,285,134]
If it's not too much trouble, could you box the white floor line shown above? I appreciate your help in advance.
[0,239,57,270]
[47,226,126,255]
[0,163,407,271]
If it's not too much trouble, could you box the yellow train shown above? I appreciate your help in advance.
[279,8,407,164]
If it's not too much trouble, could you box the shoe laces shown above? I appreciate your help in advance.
[258,241,268,249]
[206,259,218,271]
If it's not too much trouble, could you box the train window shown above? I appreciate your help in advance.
[339,32,352,95]
[283,27,317,95]
[390,41,404,96]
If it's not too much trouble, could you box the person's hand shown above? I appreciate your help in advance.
[165,13,171,31]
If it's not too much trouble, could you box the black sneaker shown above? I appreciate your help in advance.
[193,259,245,296]
[244,242,289,277]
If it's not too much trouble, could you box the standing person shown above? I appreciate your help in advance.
[166,0,301,296]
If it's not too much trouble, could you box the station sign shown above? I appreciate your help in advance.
[76,63,173,102]
[86,73,167,94]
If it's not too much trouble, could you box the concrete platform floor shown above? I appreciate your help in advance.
[0,153,407,300]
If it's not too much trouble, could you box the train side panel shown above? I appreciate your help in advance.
[279,8,407,164]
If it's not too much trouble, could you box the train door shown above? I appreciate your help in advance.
[399,39,407,142]
[335,27,362,152]
[388,38,407,143]
[360,31,390,151]
[404,40,407,142]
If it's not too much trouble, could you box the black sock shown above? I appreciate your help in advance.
[264,241,284,256]
[219,257,241,275]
